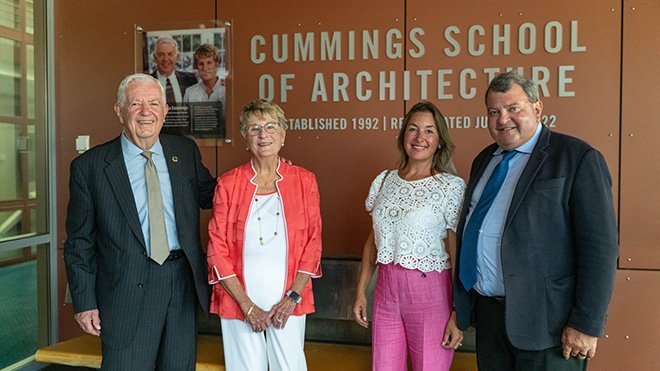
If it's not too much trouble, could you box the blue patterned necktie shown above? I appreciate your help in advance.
[459,150,518,290]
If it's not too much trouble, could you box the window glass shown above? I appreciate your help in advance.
[0,251,38,368]
[28,44,35,118]
[0,0,19,30]
[28,125,36,199]
[0,210,21,238]
[0,123,19,203]
[0,1,46,241]
[0,0,50,368]
[26,0,34,34]
[0,37,22,117]
[192,34,201,52]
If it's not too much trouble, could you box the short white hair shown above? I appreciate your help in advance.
[116,73,165,107]
[154,36,180,54]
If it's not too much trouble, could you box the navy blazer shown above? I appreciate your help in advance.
[454,126,619,351]
[64,133,216,348]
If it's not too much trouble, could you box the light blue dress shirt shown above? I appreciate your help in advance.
[121,134,180,254]
[464,123,543,296]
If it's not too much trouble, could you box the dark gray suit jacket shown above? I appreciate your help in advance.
[64,133,216,348]
[150,70,198,99]
[454,126,619,350]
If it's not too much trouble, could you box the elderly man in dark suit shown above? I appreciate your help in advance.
[150,36,198,107]
[64,73,216,370]
[454,71,618,370]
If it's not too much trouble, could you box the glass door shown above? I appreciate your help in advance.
[0,0,55,368]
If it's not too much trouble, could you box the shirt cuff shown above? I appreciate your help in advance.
[208,265,236,284]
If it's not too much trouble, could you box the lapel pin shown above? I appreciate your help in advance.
[171,155,179,163]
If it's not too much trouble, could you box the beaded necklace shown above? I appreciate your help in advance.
[253,193,282,246]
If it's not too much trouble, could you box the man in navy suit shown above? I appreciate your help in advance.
[454,71,618,370]
[64,73,216,370]
[150,36,197,106]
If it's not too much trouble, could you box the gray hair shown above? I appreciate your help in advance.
[116,73,165,107]
[154,36,180,54]
[239,99,287,136]
[485,71,540,104]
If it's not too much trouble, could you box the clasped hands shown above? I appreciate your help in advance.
[244,297,297,332]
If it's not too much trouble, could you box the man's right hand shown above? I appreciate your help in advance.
[74,309,101,336]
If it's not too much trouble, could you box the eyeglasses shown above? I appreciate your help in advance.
[246,122,280,136]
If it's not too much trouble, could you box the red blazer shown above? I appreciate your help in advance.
[207,160,322,319]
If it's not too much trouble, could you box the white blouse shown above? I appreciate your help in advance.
[366,170,466,273]
[183,77,226,103]
[243,193,287,308]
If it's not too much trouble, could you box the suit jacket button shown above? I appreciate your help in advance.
[142,251,147,256]
[137,283,143,288]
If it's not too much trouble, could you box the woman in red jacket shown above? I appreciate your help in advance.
[207,99,322,370]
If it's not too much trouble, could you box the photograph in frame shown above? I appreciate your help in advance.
[141,26,230,139]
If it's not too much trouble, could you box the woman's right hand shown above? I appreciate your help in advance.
[353,230,377,329]
[243,303,271,332]
[353,294,369,328]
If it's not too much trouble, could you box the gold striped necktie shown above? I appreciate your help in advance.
[141,150,170,265]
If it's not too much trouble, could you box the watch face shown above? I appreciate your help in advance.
[287,290,302,303]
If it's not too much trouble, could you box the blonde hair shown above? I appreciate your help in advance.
[239,99,287,136]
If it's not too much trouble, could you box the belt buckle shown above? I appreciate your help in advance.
[492,296,506,305]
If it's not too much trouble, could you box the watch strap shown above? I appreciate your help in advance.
[286,290,302,304]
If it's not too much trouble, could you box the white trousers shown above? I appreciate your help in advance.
[220,315,307,371]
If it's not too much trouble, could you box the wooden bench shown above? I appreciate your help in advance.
[35,334,476,370]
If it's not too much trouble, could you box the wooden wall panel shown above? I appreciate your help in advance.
[619,0,660,269]
[217,0,404,257]
[216,0,622,257]
[592,270,660,370]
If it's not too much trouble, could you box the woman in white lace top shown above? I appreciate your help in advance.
[353,101,466,371]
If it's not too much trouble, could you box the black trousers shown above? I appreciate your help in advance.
[101,255,197,371]
[474,293,587,371]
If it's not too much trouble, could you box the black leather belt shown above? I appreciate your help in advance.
[166,250,185,261]
[490,296,506,305]
[478,293,506,306]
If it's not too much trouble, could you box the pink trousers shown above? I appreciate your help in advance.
[372,263,454,371]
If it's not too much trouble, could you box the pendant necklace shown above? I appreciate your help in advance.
[254,193,281,246]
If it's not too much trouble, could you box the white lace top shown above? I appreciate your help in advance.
[366,170,466,272]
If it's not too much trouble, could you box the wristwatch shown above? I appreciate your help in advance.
[286,290,302,304]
